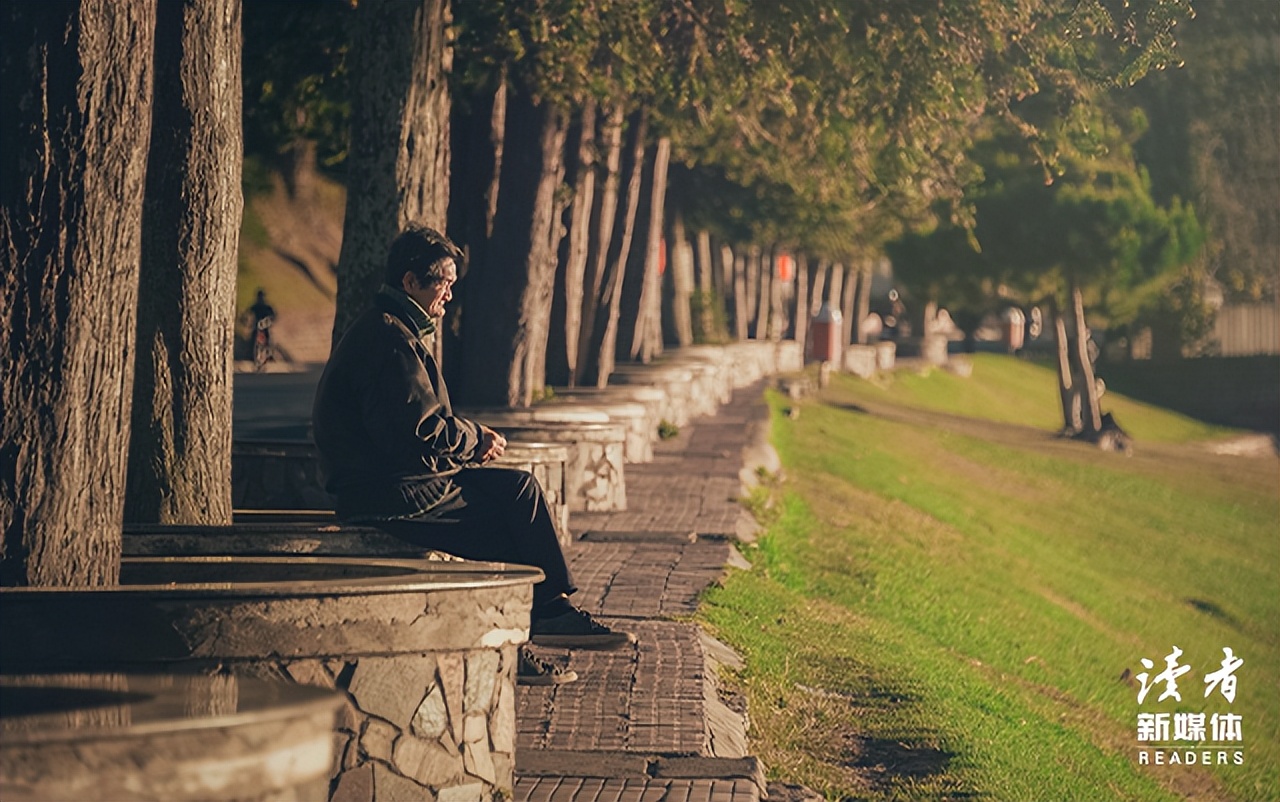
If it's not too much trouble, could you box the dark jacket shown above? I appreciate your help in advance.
[312,287,482,521]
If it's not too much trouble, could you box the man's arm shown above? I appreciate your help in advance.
[356,337,483,467]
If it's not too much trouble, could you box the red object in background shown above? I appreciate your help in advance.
[658,238,666,275]
[777,253,794,282]
[808,302,843,362]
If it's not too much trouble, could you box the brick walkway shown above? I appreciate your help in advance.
[514,382,771,802]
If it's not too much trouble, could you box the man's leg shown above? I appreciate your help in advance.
[375,467,633,650]
[375,467,574,608]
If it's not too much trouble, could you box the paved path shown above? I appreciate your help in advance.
[514,382,773,802]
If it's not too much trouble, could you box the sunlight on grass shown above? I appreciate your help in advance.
[700,360,1277,801]
[846,354,1237,443]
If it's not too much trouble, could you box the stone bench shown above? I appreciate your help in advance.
[0,673,342,802]
[608,363,697,427]
[461,401,652,464]
[486,420,627,514]
[232,439,572,541]
[546,385,667,450]
[1,555,542,802]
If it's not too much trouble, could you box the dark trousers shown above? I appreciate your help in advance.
[375,467,575,611]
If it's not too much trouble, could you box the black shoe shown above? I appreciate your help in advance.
[530,607,637,650]
[517,647,578,686]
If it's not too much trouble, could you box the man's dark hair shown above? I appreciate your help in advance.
[384,223,463,286]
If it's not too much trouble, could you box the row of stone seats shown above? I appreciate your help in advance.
[2,552,541,802]
[0,341,806,802]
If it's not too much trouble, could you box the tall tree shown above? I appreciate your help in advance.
[2,0,157,586]
[616,137,671,363]
[127,0,242,526]
[1133,0,1280,302]
[890,109,1204,439]
[333,0,452,342]
[458,86,570,406]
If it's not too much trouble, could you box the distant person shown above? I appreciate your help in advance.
[311,223,634,685]
[248,289,276,369]
[249,288,276,331]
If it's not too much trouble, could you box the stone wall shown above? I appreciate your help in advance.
[1,557,539,802]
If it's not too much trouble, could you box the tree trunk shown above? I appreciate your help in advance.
[854,258,874,345]
[826,261,843,308]
[789,253,810,355]
[444,76,505,387]
[754,247,774,341]
[617,137,671,364]
[1,0,157,587]
[546,100,598,387]
[1051,297,1082,432]
[1071,285,1104,434]
[572,103,625,387]
[716,240,732,302]
[767,247,786,341]
[459,90,569,406]
[695,230,714,295]
[808,258,828,320]
[731,249,749,340]
[126,0,241,526]
[692,229,716,341]
[581,108,647,386]
[744,247,760,338]
[333,0,451,343]
[839,263,857,346]
[664,210,695,348]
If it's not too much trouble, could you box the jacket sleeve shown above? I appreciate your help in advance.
[356,332,482,469]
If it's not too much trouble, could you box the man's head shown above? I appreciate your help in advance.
[386,223,462,317]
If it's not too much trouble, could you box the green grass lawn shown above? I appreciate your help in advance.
[699,355,1279,801]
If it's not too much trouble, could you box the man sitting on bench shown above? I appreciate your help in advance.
[312,223,634,684]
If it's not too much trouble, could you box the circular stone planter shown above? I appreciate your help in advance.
[608,364,696,427]
[1,673,342,802]
[460,404,650,468]
[534,400,652,464]
[548,385,667,443]
[0,556,543,802]
[490,420,627,515]
[664,346,735,406]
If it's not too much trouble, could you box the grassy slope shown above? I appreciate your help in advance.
[699,355,1278,801]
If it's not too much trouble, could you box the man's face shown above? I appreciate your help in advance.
[403,259,458,317]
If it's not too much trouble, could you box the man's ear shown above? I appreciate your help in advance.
[401,271,417,292]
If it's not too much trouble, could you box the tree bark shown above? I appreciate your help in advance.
[1051,297,1082,432]
[731,249,748,340]
[618,137,671,363]
[789,253,810,355]
[839,263,857,346]
[854,258,874,345]
[126,0,242,526]
[444,75,505,387]
[664,210,695,348]
[580,108,646,387]
[1071,285,1104,434]
[754,247,773,341]
[744,246,760,338]
[808,258,828,320]
[767,247,786,342]
[546,100,598,387]
[1,0,157,587]
[333,0,451,343]
[459,89,569,406]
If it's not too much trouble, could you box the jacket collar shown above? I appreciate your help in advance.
[377,284,437,339]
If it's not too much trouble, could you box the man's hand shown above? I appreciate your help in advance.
[477,425,507,463]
